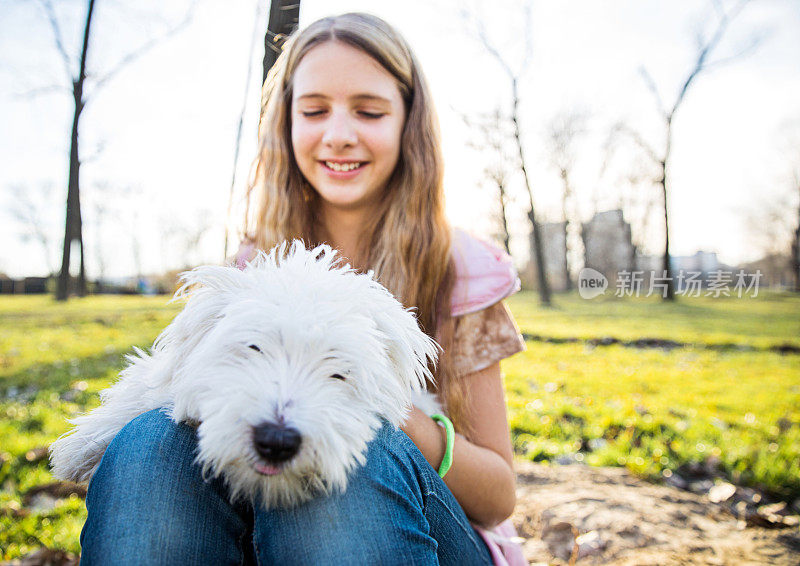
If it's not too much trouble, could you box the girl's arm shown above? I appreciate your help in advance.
[401,361,516,529]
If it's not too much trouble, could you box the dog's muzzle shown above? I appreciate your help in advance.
[252,422,302,465]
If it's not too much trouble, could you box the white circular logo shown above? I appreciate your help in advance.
[578,268,608,299]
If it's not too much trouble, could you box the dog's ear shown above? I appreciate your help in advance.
[150,265,250,386]
[361,279,440,397]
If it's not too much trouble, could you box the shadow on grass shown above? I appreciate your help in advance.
[0,348,133,395]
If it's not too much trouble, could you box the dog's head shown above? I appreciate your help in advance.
[158,241,439,507]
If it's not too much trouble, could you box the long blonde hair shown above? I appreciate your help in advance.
[244,13,470,433]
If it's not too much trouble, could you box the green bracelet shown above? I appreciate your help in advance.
[430,414,454,478]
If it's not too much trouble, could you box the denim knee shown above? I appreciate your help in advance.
[80,409,249,565]
[251,422,437,564]
[249,421,495,566]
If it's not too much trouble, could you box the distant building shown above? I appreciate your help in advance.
[0,275,50,294]
[581,209,635,284]
[0,273,13,294]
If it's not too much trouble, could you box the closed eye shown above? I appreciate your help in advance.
[248,344,262,353]
[358,111,384,119]
[330,374,346,381]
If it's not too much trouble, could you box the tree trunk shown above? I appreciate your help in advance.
[56,0,95,301]
[792,179,800,293]
[510,79,550,305]
[263,1,300,84]
[77,188,86,295]
[560,168,573,291]
[659,118,676,301]
[497,179,511,256]
[658,166,675,300]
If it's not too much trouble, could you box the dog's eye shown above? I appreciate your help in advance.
[330,374,346,381]
[248,344,262,353]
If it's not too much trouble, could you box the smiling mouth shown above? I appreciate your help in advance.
[321,161,366,172]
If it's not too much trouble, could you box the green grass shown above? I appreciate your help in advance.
[1,291,799,558]
[503,290,800,501]
[506,290,800,349]
[0,295,179,558]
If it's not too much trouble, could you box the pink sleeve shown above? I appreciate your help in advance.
[450,229,521,317]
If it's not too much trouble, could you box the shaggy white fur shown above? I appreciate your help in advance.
[49,241,441,509]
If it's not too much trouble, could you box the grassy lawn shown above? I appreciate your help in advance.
[506,290,800,349]
[1,291,799,559]
[504,291,800,498]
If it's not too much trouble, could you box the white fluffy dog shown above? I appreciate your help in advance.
[50,241,441,508]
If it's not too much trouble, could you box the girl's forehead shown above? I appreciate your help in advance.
[291,41,403,103]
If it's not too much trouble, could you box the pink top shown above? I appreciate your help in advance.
[450,228,521,317]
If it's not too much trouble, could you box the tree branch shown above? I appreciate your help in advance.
[14,84,71,99]
[703,31,763,70]
[672,0,750,114]
[459,5,516,80]
[637,66,668,120]
[613,123,662,166]
[37,0,74,81]
[90,0,199,96]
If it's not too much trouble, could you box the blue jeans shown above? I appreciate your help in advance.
[80,409,492,565]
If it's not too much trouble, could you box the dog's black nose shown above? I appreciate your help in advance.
[252,423,302,463]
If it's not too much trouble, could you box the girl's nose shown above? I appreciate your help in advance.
[322,112,357,149]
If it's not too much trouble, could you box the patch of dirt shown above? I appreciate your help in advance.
[22,481,87,504]
[511,461,800,565]
[2,548,78,566]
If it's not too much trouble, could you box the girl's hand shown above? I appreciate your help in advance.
[400,405,448,471]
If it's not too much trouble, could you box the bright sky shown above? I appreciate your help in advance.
[1,0,799,278]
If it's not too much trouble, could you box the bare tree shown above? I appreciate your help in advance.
[461,0,551,305]
[89,198,111,281]
[35,0,196,300]
[84,180,128,282]
[793,170,800,292]
[460,107,516,255]
[163,209,215,270]
[743,121,800,291]
[779,120,800,292]
[544,109,589,291]
[486,163,513,256]
[743,194,796,252]
[7,183,58,276]
[617,0,758,300]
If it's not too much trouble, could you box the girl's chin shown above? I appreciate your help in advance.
[315,191,382,213]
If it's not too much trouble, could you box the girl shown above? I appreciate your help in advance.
[81,12,526,565]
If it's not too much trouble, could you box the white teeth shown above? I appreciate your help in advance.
[325,161,362,172]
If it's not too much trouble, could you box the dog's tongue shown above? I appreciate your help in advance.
[255,463,282,476]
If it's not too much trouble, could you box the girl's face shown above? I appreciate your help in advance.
[291,41,406,215]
